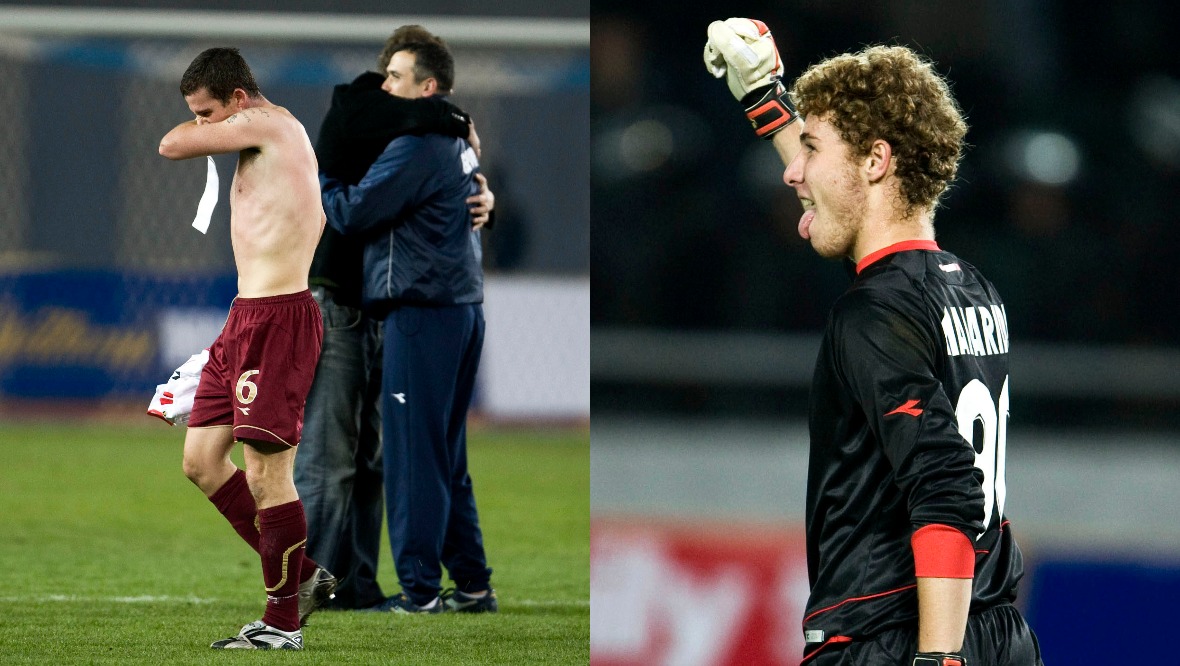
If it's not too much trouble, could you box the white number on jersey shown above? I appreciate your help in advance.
[953,376,1009,538]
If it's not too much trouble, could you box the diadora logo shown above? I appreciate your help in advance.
[460,146,479,174]
[885,399,923,417]
[238,407,250,415]
[392,393,406,404]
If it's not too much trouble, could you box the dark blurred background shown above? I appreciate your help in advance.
[591,0,1180,427]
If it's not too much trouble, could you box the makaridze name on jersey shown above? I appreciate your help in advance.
[941,304,1009,357]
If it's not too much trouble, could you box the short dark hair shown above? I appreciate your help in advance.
[180,47,261,103]
[378,27,455,94]
[377,25,436,71]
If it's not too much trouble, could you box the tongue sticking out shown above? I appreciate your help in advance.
[798,209,816,240]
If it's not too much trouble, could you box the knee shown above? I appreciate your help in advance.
[181,449,206,485]
[244,466,273,505]
[182,448,225,492]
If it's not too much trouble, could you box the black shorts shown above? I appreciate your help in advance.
[808,603,1044,666]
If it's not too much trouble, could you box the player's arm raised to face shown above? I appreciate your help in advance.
[770,117,803,169]
[158,108,280,160]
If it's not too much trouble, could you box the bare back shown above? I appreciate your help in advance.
[228,106,324,297]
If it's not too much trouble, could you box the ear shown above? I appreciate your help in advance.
[421,77,439,97]
[864,138,892,183]
[231,88,250,109]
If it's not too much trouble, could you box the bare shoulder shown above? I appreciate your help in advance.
[227,105,304,139]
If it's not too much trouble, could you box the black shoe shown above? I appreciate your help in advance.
[298,566,338,626]
[441,588,499,613]
[377,592,444,614]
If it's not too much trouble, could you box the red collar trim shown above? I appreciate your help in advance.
[855,240,941,274]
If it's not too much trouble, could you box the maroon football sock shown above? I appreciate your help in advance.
[207,470,319,583]
[258,500,307,632]
[208,469,261,551]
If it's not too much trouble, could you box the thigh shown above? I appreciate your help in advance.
[182,425,237,494]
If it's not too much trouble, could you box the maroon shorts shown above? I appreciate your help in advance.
[189,290,323,447]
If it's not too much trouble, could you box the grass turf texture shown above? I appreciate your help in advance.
[0,421,588,664]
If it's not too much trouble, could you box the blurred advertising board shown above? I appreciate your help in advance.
[0,269,235,398]
[591,518,809,666]
[0,269,588,420]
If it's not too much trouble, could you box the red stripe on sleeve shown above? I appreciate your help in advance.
[911,524,975,579]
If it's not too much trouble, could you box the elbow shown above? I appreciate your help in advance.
[158,139,179,160]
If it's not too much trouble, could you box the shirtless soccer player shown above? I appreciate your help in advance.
[159,47,332,650]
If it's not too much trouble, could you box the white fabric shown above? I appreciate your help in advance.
[146,349,209,426]
[192,156,218,234]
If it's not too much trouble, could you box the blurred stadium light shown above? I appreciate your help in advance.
[1003,129,1082,186]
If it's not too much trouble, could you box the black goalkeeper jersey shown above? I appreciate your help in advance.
[802,240,1025,658]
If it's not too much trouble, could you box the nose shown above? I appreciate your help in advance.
[381,78,392,93]
[783,151,804,188]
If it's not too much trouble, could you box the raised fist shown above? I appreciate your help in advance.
[703,18,798,139]
[703,18,782,102]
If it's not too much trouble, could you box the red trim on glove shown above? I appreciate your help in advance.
[912,524,975,579]
[748,100,794,136]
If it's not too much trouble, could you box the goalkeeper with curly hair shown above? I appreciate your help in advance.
[705,19,1044,666]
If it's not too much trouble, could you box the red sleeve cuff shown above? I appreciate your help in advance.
[912,524,975,578]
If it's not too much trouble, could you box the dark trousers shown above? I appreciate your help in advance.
[809,603,1044,665]
[294,287,386,609]
[381,302,492,604]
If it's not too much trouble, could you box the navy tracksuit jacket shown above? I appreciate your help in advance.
[322,119,492,603]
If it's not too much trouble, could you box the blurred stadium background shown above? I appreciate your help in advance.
[0,1,588,421]
[591,2,1180,665]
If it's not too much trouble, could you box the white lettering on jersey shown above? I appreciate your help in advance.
[460,146,479,174]
[951,307,970,356]
[978,306,999,355]
[941,308,960,356]
[963,307,986,356]
[992,304,1009,353]
[941,305,1009,357]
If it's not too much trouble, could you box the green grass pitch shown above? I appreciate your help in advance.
[0,420,588,664]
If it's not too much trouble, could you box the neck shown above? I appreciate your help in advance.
[241,94,270,110]
[850,202,934,265]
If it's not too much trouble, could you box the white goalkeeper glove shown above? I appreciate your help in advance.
[703,18,799,138]
[146,349,208,426]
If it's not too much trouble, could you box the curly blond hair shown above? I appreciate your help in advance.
[791,45,967,214]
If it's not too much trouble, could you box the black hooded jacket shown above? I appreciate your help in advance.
[309,72,469,308]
